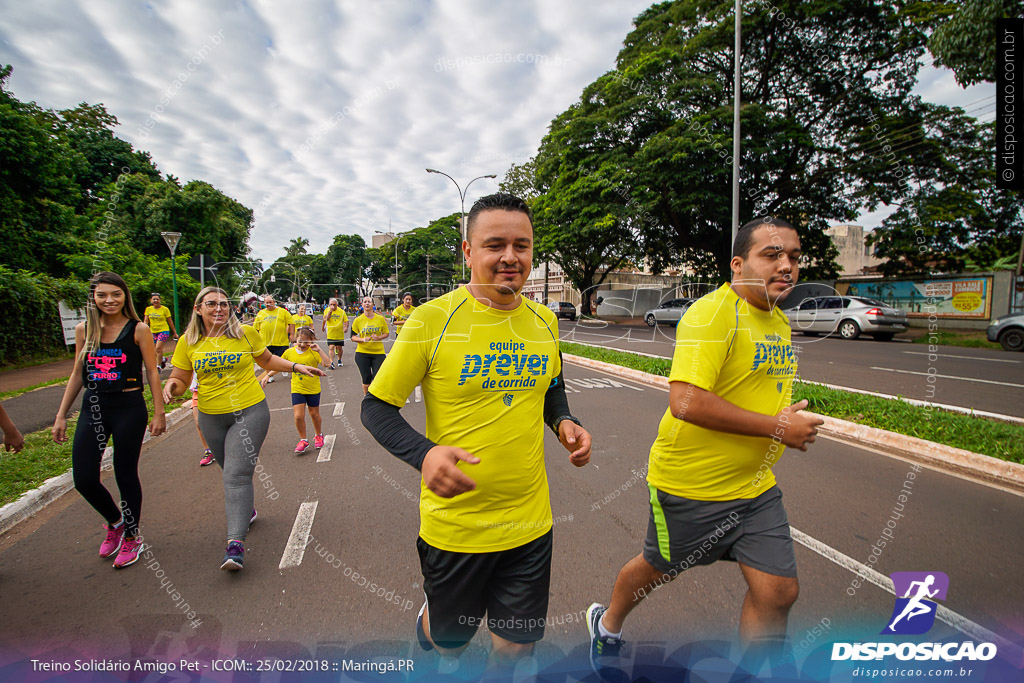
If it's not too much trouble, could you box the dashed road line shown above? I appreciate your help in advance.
[317,434,336,462]
[869,366,1024,389]
[333,402,346,417]
[279,500,318,570]
[902,350,1019,364]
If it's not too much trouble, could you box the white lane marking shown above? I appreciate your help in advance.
[903,350,1019,364]
[565,377,645,392]
[415,385,422,402]
[317,434,336,462]
[333,402,345,417]
[791,528,1023,666]
[870,366,1024,389]
[279,500,318,570]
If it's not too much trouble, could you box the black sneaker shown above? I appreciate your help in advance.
[416,599,434,651]
[221,541,244,571]
[587,603,625,682]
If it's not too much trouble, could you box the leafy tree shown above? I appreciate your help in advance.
[928,0,1024,87]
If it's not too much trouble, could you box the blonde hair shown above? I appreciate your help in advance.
[80,272,141,362]
[183,287,243,344]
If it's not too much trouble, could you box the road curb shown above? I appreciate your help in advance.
[0,401,194,537]
[564,353,1024,495]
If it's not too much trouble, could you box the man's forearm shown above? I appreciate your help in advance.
[361,392,436,470]
[671,382,776,438]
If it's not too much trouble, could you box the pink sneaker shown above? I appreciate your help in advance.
[99,521,125,558]
[294,439,309,453]
[314,434,325,449]
[199,450,215,466]
[113,536,144,569]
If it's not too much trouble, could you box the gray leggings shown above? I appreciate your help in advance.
[197,400,270,543]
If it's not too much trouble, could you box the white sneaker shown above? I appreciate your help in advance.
[282,372,290,378]
[266,376,275,383]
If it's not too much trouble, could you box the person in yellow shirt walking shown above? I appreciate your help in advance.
[585,217,824,680]
[350,296,389,394]
[292,304,313,331]
[253,295,294,382]
[361,193,592,669]
[163,287,324,571]
[322,298,349,369]
[391,292,416,337]
[143,293,178,370]
[260,326,330,453]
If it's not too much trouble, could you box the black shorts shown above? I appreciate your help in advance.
[327,339,345,348]
[354,352,385,385]
[417,531,552,648]
[267,345,288,357]
[642,484,797,579]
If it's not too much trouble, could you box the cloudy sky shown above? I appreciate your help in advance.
[0,0,991,265]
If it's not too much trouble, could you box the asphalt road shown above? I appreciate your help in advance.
[1,348,1021,679]
[560,320,1024,419]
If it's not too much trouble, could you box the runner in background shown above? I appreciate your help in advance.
[143,293,177,370]
[191,375,214,466]
[322,298,349,369]
[52,271,166,569]
[253,295,294,382]
[293,304,313,332]
[163,287,324,571]
[350,295,389,395]
[391,293,416,337]
[260,326,330,453]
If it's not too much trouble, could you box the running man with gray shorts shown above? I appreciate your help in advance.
[586,217,823,680]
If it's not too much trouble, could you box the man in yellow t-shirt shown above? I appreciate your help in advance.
[362,193,592,665]
[292,304,313,331]
[253,296,294,383]
[143,293,178,370]
[585,218,825,679]
[321,298,349,369]
[391,293,416,337]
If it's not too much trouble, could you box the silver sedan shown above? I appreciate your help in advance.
[644,298,695,327]
[788,296,908,340]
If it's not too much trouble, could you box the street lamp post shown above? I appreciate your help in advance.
[160,231,182,332]
[425,169,496,278]
[374,229,405,308]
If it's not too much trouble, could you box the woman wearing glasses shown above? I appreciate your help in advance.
[163,287,325,571]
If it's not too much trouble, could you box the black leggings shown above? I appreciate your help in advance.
[72,391,148,537]
[354,352,385,385]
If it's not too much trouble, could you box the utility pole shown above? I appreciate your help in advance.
[426,254,431,301]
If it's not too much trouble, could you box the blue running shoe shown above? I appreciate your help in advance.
[221,541,244,571]
[587,603,626,682]
[416,599,434,651]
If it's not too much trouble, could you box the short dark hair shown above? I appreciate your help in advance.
[466,193,532,241]
[733,216,796,259]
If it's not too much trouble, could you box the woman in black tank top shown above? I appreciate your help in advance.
[52,272,167,569]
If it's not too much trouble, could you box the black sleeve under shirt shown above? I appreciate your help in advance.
[360,392,435,471]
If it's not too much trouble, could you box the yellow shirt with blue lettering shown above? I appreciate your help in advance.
[254,307,294,347]
[282,346,322,394]
[144,305,172,333]
[293,314,313,330]
[351,313,389,354]
[391,304,416,336]
[324,308,349,340]
[369,287,561,552]
[647,284,796,501]
[171,325,267,414]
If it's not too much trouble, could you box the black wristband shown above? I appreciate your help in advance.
[291,362,297,373]
[552,415,581,433]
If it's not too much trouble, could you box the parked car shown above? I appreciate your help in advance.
[644,298,695,327]
[987,311,1024,352]
[548,301,577,321]
[788,296,908,340]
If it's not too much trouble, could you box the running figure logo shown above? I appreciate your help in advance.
[882,571,949,635]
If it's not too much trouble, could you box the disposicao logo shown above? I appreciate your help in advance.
[832,571,997,662]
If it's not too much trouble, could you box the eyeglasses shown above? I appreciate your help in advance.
[202,301,231,309]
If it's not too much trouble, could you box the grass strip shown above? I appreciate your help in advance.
[912,331,1001,351]
[0,376,69,401]
[0,383,190,507]
[561,341,1024,464]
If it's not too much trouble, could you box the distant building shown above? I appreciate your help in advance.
[826,224,885,276]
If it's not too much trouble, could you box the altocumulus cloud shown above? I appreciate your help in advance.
[0,0,650,263]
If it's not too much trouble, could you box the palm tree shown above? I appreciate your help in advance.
[285,237,310,259]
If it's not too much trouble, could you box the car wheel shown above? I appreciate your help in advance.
[872,333,895,341]
[569,315,576,321]
[838,319,861,340]
[645,314,657,327]
[998,327,1024,352]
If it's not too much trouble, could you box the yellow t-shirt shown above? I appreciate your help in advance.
[323,309,349,340]
[282,346,322,394]
[647,284,796,501]
[145,305,172,333]
[171,325,268,414]
[254,307,294,347]
[369,287,561,552]
[293,314,313,330]
[351,314,390,354]
[391,304,416,336]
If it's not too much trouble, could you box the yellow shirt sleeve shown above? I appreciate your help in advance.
[667,291,736,392]
[170,336,192,371]
[368,310,430,406]
[243,325,268,356]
